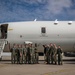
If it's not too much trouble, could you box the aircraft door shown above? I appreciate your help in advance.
[0,24,8,39]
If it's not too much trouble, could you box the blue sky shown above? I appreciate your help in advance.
[0,0,75,23]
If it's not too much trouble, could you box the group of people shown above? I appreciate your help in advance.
[10,43,39,64]
[43,43,63,65]
[10,43,63,65]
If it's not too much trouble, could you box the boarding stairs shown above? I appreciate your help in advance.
[0,39,7,60]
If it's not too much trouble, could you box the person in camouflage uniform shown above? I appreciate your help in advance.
[11,44,17,64]
[23,44,27,64]
[18,44,23,64]
[30,44,35,64]
[49,43,54,64]
[53,44,57,65]
[34,43,39,64]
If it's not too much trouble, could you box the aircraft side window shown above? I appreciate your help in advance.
[41,27,46,33]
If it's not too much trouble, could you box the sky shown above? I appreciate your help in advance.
[0,0,75,23]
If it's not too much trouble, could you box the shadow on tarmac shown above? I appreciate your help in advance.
[1,60,75,65]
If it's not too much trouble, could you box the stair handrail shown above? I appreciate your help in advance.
[1,41,6,51]
[0,39,6,59]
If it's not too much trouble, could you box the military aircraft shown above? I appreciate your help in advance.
[0,20,75,59]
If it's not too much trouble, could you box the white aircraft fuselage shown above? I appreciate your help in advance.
[0,21,75,52]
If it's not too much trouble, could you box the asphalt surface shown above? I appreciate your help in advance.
[0,60,75,75]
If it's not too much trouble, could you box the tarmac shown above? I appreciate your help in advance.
[0,56,75,75]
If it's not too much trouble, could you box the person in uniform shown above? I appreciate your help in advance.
[10,44,16,64]
[10,44,14,64]
[30,44,35,64]
[49,43,54,64]
[23,44,27,64]
[57,45,63,65]
[26,44,31,64]
[19,44,24,64]
[43,45,47,63]
[34,43,39,64]
[26,44,28,64]
[53,44,57,65]
[46,45,50,64]
[16,44,20,64]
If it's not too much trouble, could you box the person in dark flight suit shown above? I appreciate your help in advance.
[16,44,20,64]
[46,45,50,64]
[43,45,47,63]
[57,45,63,65]
[26,44,31,64]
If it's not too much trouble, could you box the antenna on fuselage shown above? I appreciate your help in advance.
[54,19,58,25]
[55,19,58,21]
[34,19,37,21]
